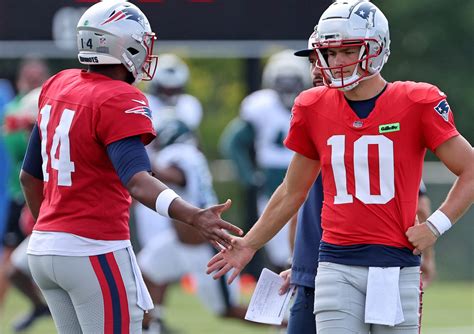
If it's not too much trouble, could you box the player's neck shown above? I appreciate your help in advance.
[343,75,386,101]
[87,65,129,82]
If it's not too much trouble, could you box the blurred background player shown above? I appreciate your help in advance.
[0,58,49,317]
[134,53,203,250]
[146,53,202,132]
[277,32,325,334]
[220,50,311,273]
[5,88,51,332]
[0,78,15,248]
[138,120,246,333]
[418,181,436,288]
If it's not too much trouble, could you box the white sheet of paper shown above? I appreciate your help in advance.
[244,268,295,325]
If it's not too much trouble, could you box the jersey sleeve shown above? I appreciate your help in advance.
[284,102,319,160]
[421,96,459,151]
[96,92,156,146]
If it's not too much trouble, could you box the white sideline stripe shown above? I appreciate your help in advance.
[423,327,474,334]
[210,160,458,185]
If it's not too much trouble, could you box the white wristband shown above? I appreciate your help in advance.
[155,189,180,218]
[426,210,452,236]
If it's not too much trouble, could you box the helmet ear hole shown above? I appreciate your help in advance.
[127,48,139,55]
[360,46,368,71]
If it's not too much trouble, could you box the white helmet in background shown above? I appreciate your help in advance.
[152,54,190,90]
[315,0,390,91]
[262,49,312,109]
[76,1,158,82]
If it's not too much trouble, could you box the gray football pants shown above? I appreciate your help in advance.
[314,262,421,334]
[28,248,143,334]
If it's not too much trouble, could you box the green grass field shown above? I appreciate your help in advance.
[1,281,472,334]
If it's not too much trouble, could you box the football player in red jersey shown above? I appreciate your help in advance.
[19,2,242,333]
[208,1,473,333]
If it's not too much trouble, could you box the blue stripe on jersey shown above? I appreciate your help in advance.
[98,254,122,334]
[319,241,421,267]
[107,136,151,186]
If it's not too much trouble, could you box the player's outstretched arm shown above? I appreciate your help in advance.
[207,237,256,284]
[127,171,242,249]
[207,153,320,283]
[406,135,474,254]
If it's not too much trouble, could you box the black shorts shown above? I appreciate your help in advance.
[2,199,27,248]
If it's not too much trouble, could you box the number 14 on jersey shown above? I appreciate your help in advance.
[39,105,76,187]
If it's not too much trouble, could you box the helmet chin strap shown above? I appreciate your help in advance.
[335,70,380,92]
[333,73,360,91]
[331,63,361,91]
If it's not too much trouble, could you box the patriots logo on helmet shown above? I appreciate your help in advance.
[124,106,152,120]
[101,6,146,28]
[354,3,377,27]
[434,99,450,122]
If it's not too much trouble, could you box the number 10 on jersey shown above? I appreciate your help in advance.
[328,135,395,205]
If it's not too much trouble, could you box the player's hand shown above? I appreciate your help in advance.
[279,269,292,295]
[206,237,256,285]
[406,216,438,256]
[192,199,243,250]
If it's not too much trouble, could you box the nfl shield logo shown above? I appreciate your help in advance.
[353,120,363,128]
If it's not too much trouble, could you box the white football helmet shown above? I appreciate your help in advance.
[76,1,158,82]
[262,49,312,109]
[152,54,190,89]
[315,0,390,91]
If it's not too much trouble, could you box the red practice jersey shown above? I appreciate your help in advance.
[285,81,458,249]
[35,69,155,240]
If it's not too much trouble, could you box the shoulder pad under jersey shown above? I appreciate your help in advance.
[404,81,447,104]
[294,86,330,107]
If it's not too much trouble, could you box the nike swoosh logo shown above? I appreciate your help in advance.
[132,99,147,105]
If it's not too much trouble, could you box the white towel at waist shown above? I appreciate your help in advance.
[365,267,404,326]
[127,246,154,312]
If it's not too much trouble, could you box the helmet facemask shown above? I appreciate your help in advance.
[139,32,158,81]
[315,38,383,91]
